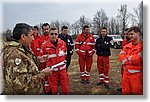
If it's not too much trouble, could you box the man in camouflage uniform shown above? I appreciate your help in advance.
[2,23,52,95]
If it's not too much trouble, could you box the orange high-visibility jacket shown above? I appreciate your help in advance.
[119,41,143,71]
[122,39,130,48]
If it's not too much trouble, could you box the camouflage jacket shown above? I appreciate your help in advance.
[2,40,44,95]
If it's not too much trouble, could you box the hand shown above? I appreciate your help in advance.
[32,67,53,80]
[41,67,53,77]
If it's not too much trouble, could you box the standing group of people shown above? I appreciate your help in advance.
[75,26,112,89]
[2,22,143,95]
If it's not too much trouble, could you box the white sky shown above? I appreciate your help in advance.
[0,0,143,31]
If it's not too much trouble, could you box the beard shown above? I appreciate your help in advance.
[126,36,131,40]
[44,32,49,35]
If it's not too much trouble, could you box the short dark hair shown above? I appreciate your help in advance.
[128,26,141,34]
[61,26,68,31]
[124,28,129,32]
[12,23,32,40]
[83,25,89,30]
[33,26,39,30]
[42,23,50,29]
[50,27,58,31]
[100,27,107,31]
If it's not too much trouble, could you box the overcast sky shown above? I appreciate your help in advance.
[1,0,142,31]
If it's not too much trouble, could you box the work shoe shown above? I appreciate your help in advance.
[85,79,90,83]
[117,88,122,92]
[97,82,103,86]
[104,84,111,89]
[80,79,85,84]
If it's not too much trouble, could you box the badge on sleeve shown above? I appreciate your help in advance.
[15,58,22,66]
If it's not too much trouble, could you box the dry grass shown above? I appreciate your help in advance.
[67,48,122,95]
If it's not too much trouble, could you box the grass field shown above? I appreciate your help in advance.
[67,48,122,95]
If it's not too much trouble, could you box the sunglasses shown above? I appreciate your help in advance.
[50,33,58,36]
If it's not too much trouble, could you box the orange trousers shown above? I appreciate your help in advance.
[122,70,143,95]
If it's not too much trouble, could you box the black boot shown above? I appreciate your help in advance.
[117,88,122,92]
[104,84,111,89]
[80,79,85,84]
[85,79,90,83]
[97,82,103,86]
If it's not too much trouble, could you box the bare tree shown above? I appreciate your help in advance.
[117,4,130,35]
[78,15,91,28]
[50,20,60,33]
[133,2,143,34]
[93,9,108,34]
[60,20,70,27]
[108,17,121,35]
[2,29,12,41]
[108,17,115,35]
[71,15,91,35]
[70,21,80,35]
[50,20,70,34]
[114,17,120,35]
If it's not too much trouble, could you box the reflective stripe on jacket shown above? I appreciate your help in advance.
[40,39,67,70]
[75,33,95,56]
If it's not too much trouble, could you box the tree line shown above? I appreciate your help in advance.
[2,3,143,40]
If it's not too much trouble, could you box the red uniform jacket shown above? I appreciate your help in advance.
[75,33,95,56]
[36,34,50,70]
[40,39,67,70]
[30,34,41,57]
[38,34,50,48]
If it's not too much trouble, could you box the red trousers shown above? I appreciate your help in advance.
[122,70,143,95]
[97,56,110,85]
[48,69,69,95]
[79,54,93,80]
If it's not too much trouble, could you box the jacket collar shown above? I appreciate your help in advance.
[46,39,62,48]
[60,33,68,38]
[126,41,143,49]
